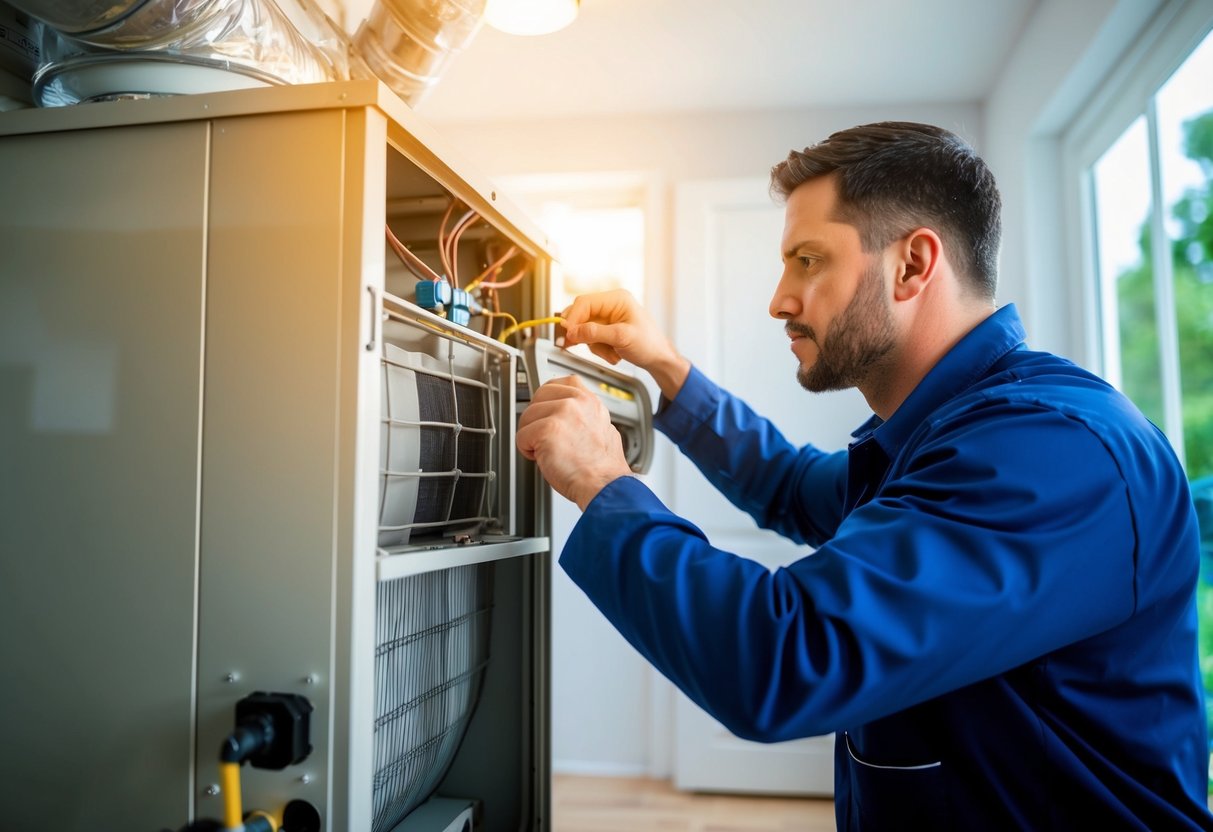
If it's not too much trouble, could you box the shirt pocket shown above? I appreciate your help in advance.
[845,731,951,831]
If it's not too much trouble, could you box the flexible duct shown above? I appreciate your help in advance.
[353,0,484,106]
[0,2,40,108]
[12,0,483,109]
[12,0,355,105]
[9,0,227,43]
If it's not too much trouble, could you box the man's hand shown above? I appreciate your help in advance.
[562,289,691,400]
[517,376,633,510]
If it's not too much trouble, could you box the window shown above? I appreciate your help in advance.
[1090,31,1213,474]
[1074,4,1213,787]
[492,174,649,315]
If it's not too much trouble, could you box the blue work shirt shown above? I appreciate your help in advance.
[560,305,1211,830]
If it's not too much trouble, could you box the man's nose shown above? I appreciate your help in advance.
[769,271,800,320]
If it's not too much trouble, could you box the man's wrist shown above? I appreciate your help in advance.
[648,353,691,402]
[573,470,632,511]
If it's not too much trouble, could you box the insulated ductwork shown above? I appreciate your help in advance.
[12,0,354,105]
[353,0,483,106]
[10,0,485,107]
[0,2,40,108]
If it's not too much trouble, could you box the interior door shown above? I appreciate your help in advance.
[669,178,873,795]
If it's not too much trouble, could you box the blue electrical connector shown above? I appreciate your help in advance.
[414,279,482,329]
[415,278,453,310]
[449,288,474,326]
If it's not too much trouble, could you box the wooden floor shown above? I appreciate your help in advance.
[551,775,836,832]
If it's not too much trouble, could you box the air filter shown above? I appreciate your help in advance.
[379,302,515,548]
[373,562,493,831]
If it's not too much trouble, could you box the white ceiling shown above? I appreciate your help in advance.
[411,0,1039,123]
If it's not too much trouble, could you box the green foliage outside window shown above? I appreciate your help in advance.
[1114,111,1213,786]
[1111,111,1213,786]
[1114,111,1213,466]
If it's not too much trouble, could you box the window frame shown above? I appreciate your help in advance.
[1062,0,1213,465]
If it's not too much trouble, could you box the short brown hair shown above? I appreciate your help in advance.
[771,122,1001,300]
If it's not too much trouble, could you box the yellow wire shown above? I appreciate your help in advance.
[220,761,243,830]
[465,245,518,292]
[479,310,518,339]
[496,315,564,343]
[247,809,282,831]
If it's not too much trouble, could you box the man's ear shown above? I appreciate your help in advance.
[892,227,943,302]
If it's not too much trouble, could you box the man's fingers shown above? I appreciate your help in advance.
[537,374,586,396]
[561,289,636,327]
[567,320,619,346]
[518,377,590,428]
[567,320,628,360]
[516,379,595,460]
[588,343,622,365]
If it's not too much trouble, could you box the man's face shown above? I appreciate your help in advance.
[769,176,897,392]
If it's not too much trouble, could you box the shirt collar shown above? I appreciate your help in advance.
[850,304,1027,456]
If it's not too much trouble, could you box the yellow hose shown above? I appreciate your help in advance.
[247,809,282,831]
[497,316,564,343]
[219,761,243,830]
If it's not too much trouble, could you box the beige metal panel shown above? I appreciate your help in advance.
[0,81,555,270]
[197,107,351,821]
[328,105,384,829]
[0,121,209,830]
[0,81,381,139]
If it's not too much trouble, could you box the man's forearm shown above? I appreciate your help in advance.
[648,353,692,402]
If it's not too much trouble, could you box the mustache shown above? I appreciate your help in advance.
[785,321,817,342]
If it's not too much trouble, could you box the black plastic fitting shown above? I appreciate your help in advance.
[282,800,322,832]
[221,691,314,770]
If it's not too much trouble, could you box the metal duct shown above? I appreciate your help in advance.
[353,0,483,106]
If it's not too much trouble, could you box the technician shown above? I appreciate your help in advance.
[516,122,1213,829]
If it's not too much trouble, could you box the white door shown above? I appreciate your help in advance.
[669,178,873,795]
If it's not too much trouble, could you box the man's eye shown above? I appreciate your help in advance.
[798,256,816,269]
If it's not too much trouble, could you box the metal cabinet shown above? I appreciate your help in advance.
[0,80,551,832]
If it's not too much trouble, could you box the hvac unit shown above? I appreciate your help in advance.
[0,81,570,832]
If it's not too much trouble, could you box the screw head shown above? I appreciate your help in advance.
[300,773,313,785]
[204,784,220,797]
[223,672,239,684]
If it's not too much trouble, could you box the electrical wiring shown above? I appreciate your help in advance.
[465,245,518,292]
[477,264,528,291]
[485,269,504,337]
[436,199,458,280]
[385,224,443,283]
[496,315,564,344]
[478,309,518,339]
[446,209,479,287]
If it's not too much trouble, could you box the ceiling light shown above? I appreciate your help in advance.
[484,0,579,36]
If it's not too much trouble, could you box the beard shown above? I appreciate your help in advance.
[788,262,896,393]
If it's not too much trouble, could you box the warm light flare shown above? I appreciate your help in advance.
[537,202,643,311]
[484,0,578,36]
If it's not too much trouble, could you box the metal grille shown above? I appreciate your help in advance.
[379,311,506,547]
[372,562,494,831]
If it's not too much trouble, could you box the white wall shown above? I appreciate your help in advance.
[428,105,985,182]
